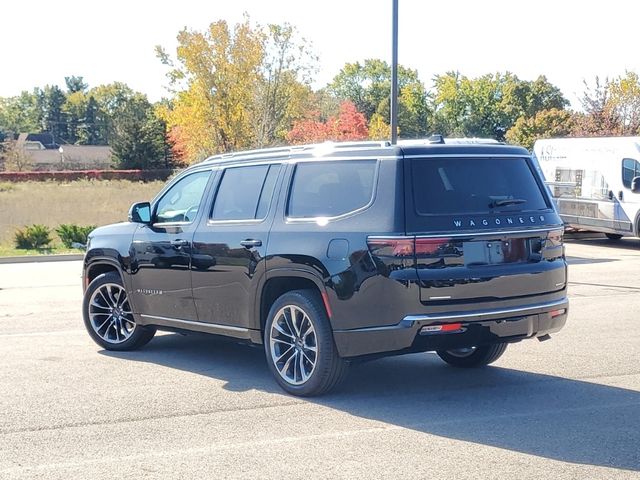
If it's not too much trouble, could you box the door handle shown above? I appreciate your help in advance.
[170,239,189,248]
[619,191,624,201]
[240,239,262,248]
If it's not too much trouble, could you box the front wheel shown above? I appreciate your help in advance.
[605,233,623,240]
[437,343,507,367]
[264,290,348,396]
[82,271,156,351]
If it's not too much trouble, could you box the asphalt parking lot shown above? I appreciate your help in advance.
[0,234,639,479]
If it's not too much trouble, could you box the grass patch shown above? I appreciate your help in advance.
[0,244,83,257]
[0,179,165,246]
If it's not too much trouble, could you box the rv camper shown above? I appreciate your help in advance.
[533,137,640,239]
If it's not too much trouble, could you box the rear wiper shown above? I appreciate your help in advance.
[489,198,527,208]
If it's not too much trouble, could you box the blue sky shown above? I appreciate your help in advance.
[2,0,638,109]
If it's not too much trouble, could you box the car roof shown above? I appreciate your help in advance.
[190,139,530,170]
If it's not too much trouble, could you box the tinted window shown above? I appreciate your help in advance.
[622,158,640,188]
[288,160,376,218]
[155,171,211,224]
[412,157,548,215]
[212,165,279,221]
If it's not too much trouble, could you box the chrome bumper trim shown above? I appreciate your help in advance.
[402,298,568,325]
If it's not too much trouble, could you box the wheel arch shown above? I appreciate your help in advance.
[257,270,331,338]
[84,258,124,291]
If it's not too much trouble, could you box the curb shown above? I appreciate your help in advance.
[0,254,84,265]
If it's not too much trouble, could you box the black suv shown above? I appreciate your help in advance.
[82,139,568,396]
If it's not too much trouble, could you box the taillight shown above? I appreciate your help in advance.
[367,237,451,258]
[367,237,415,257]
[542,229,564,259]
[546,229,564,247]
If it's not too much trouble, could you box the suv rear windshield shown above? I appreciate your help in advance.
[411,157,549,216]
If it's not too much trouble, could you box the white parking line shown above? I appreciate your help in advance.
[0,329,85,338]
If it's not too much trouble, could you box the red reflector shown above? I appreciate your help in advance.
[550,309,565,318]
[420,322,464,334]
[321,291,333,319]
[441,323,463,332]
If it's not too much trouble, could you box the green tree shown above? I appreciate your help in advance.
[65,76,88,94]
[110,95,167,169]
[330,59,404,119]
[329,59,429,137]
[41,85,68,144]
[0,91,41,133]
[89,82,137,144]
[78,96,101,145]
[62,91,88,144]
[506,108,575,150]
[431,72,569,139]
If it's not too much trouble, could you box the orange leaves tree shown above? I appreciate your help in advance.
[287,101,368,144]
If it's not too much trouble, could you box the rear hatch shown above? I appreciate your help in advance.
[405,155,566,306]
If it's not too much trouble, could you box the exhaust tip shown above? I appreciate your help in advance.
[537,334,552,342]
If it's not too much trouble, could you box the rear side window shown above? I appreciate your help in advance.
[412,157,549,216]
[211,164,280,221]
[287,160,377,218]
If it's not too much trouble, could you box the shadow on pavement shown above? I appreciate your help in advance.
[565,256,618,265]
[102,333,640,472]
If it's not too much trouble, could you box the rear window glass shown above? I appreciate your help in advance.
[287,160,376,218]
[412,157,549,215]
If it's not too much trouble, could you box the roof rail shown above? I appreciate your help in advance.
[398,136,502,146]
[201,140,392,165]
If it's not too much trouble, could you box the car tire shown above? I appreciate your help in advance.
[436,343,507,368]
[264,289,348,396]
[82,271,156,351]
[605,233,623,240]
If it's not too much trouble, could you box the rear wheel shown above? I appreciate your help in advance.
[264,290,348,396]
[437,343,507,367]
[605,233,623,240]
[82,271,156,351]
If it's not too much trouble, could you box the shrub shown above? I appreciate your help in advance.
[0,182,15,192]
[14,224,52,249]
[55,224,96,248]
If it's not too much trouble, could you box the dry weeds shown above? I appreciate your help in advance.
[0,180,165,245]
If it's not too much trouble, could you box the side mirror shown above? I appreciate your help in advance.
[128,202,152,224]
[632,176,640,193]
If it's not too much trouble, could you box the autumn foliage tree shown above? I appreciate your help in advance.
[157,18,316,163]
[573,72,640,137]
[286,101,368,144]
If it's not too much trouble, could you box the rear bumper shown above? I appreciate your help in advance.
[333,298,569,358]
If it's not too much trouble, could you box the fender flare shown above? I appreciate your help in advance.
[253,267,329,331]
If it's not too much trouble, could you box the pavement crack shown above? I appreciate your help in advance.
[0,400,302,435]
[568,281,640,291]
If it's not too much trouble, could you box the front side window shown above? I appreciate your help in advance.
[211,164,280,221]
[287,160,377,218]
[155,171,211,224]
[622,158,640,189]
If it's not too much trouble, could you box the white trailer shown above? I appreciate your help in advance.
[532,137,640,239]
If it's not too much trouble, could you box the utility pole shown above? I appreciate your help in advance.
[390,0,399,144]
